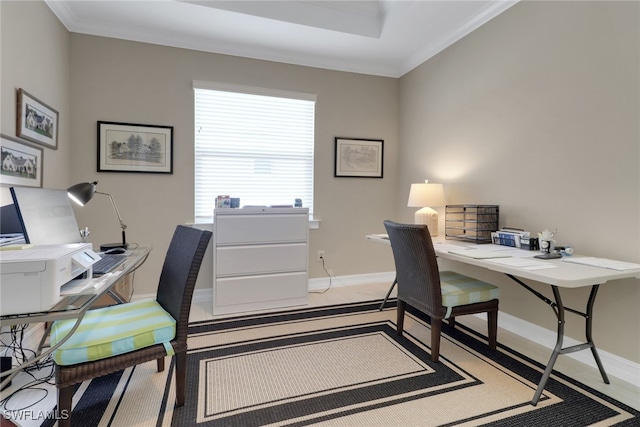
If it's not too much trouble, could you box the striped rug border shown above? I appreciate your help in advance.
[48,299,640,426]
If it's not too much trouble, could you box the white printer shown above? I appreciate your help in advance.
[0,243,99,316]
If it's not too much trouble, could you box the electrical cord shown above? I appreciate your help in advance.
[0,362,55,413]
[310,256,333,294]
[1,325,56,412]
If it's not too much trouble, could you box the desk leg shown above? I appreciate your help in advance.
[532,286,564,405]
[586,285,610,385]
[504,276,610,406]
[379,276,397,311]
[107,289,127,305]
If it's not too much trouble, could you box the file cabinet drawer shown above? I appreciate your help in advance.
[215,213,308,244]
[215,272,308,307]
[216,243,307,276]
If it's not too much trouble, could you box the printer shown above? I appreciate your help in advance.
[0,243,99,316]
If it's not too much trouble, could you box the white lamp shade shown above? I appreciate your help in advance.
[407,183,445,208]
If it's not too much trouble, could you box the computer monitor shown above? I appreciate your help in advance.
[0,203,23,234]
[10,186,82,244]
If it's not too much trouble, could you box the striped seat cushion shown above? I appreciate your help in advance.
[439,271,499,319]
[50,299,176,366]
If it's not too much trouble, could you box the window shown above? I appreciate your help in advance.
[194,82,316,223]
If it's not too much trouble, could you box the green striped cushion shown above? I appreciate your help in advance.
[50,299,176,366]
[440,271,499,319]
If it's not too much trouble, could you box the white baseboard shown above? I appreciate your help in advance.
[140,270,639,388]
[308,271,396,291]
[183,271,396,304]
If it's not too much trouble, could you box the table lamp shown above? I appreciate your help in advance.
[407,181,445,236]
[67,180,128,251]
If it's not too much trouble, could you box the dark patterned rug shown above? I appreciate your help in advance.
[46,300,639,426]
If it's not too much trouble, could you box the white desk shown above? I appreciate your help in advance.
[0,246,152,390]
[366,234,640,405]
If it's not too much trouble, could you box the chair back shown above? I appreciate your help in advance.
[156,225,212,347]
[383,220,445,319]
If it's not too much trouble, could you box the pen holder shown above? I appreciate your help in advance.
[79,227,91,243]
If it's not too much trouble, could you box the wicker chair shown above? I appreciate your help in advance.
[51,225,211,427]
[383,220,499,362]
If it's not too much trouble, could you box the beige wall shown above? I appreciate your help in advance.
[1,2,398,297]
[399,1,639,362]
[0,0,71,202]
[67,35,399,293]
[2,1,638,363]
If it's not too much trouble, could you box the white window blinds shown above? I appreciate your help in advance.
[194,82,316,222]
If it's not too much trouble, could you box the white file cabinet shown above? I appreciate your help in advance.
[212,207,309,315]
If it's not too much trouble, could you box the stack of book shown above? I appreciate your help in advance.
[492,228,530,249]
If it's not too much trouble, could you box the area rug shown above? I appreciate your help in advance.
[44,300,639,426]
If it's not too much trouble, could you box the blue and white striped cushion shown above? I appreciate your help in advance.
[50,299,176,366]
[440,271,499,319]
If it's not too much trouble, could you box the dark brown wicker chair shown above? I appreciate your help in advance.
[383,220,499,362]
[52,225,211,427]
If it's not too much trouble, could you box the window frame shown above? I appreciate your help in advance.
[193,81,316,224]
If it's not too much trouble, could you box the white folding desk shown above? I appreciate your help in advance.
[366,234,640,405]
[0,246,151,390]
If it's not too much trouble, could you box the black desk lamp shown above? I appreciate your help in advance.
[67,181,128,251]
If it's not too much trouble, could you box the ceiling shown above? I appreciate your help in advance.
[45,0,518,78]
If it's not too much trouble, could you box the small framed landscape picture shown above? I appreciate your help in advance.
[0,134,44,188]
[334,137,384,178]
[16,89,59,150]
[98,121,173,174]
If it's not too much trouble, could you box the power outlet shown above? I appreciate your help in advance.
[317,250,325,261]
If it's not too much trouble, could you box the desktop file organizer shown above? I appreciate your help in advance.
[445,204,499,244]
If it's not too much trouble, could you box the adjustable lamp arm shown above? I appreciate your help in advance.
[67,180,129,250]
[95,191,127,246]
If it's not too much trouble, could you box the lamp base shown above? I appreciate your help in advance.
[414,207,439,236]
[100,242,129,252]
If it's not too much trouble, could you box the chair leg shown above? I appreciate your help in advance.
[448,316,456,329]
[396,300,406,336]
[157,356,165,372]
[431,318,442,362]
[487,309,498,351]
[175,352,187,407]
[57,386,73,427]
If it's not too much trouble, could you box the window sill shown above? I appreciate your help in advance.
[190,217,321,229]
